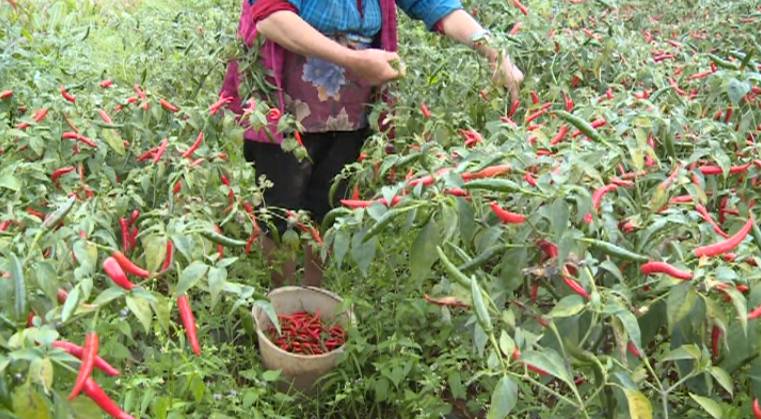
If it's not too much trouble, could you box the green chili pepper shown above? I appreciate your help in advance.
[462,179,521,193]
[708,54,740,70]
[436,246,470,287]
[458,244,504,272]
[42,197,76,230]
[554,110,610,146]
[584,238,648,262]
[201,230,247,247]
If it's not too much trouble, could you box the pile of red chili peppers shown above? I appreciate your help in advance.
[266,311,346,355]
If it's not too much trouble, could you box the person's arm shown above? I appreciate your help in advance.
[256,11,400,86]
[437,10,524,100]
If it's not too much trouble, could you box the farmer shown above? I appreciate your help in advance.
[221,0,524,288]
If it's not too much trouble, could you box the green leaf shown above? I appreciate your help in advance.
[152,294,172,334]
[727,78,751,105]
[12,383,51,419]
[522,349,572,386]
[176,262,209,296]
[0,168,21,192]
[28,358,53,391]
[126,295,153,332]
[623,389,652,419]
[10,253,25,323]
[143,235,167,274]
[486,376,517,419]
[498,330,515,358]
[255,300,280,335]
[409,219,439,282]
[616,310,642,348]
[689,393,722,418]
[667,284,697,332]
[709,366,733,397]
[92,287,125,306]
[333,228,350,268]
[549,295,585,318]
[470,277,492,332]
[262,370,281,382]
[101,129,126,155]
[61,287,80,322]
[207,267,227,308]
[351,231,377,277]
[662,344,701,362]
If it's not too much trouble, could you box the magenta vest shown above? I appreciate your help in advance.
[220,0,398,144]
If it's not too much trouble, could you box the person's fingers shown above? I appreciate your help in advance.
[385,51,400,62]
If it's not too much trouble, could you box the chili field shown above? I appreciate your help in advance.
[2,0,761,418]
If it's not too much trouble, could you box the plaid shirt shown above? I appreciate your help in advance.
[284,0,462,38]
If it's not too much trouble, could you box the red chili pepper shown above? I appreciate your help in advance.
[27,208,45,220]
[711,326,721,359]
[112,251,150,278]
[549,125,570,146]
[181,132,204,159]
[592,184,617,212]
[463,164,511,181]
[459,129,483,148]
[60,86,76,104]
[512,0,528,15]
[697,163,751,175]
[118,218,130,253]
[177,294,201,356]
[526,363,549,376]
[68,332,98,400]
[32,108,49,123]
[529,90,539,104]
[51,167,76,186]
[160,240,175,273]
[627,342,641,358]
[489,202,526,224]
[152,138,169,164]
[102,257,135,290]
[753,399,761,419]
[56,288,69,304]
[750,304,761,320]
[444,187,469,197]
[564,94,574,112]
[267,108,281,122]
[524,108,548,124]
[507,99,521,117]
[53,341,120,376]
[97,109,113,124]
[0,90,12,100]
[214,225,224,258]
[173,181,182,195]
[81,378,134,419]
[723,105,733,123]
[640,261,692,280]
[208,95,232,115]
[133,84,146,100]
[694,204,729,238]
[420,103,431,119]
[694,217,754,258]
[99,79,113,88]
[509,21,522,36]
[159,98,179,113]
[562,274,590,299]
[523,172,538,187]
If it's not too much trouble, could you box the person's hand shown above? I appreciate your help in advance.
[345,49,402,86]
[490,52,524,102]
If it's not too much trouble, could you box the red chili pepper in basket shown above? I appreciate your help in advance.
[102,257,135,290]
[159,98,179,113]
[177,294,201,356]
[112,251,150,278]
[490,202,526,224]
[60,86,76,104]
[82,378,134,419]
[68,332,98,400]
[694,217,754,258]
[640,261,692,280]
[181,132,204,159]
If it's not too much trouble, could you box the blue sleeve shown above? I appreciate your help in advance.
[396,0,462,30]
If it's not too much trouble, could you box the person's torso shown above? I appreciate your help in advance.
[295,0,382,39]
